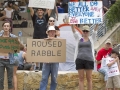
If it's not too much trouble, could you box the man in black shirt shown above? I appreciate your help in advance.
[29,7,52,70]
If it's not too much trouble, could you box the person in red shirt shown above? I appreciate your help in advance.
[96,39,112,89]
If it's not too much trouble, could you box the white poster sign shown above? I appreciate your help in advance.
[106,57,120,77]
[101,57,107,68]
[68,1,103,24]
[28,0,55,9]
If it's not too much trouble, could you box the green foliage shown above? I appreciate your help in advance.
[106,0,120,29]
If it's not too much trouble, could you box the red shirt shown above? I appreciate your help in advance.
[96,48,112,70]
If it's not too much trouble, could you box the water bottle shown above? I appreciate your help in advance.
[18,31,22,37]
[29,22,32,28]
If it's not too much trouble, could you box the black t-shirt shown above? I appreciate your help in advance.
[31,13,49,39]
[55,26,59,37]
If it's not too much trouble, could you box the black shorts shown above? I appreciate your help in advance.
[75,58,94,70]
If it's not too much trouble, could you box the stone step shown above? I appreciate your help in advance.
[12,28,33,37]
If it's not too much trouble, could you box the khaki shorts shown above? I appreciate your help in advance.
[106,75,120,88]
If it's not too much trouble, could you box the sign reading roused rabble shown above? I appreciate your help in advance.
[27,39,66,62]
[0,37,20,53]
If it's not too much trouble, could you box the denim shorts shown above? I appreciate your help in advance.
[14,59,19,66]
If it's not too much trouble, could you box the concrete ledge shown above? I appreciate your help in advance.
[4,71,105,90]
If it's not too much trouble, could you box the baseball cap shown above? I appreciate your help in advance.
[82,25,90,31]
[105,39,112,44]
[49,17,55,21]
[46,26,56,34]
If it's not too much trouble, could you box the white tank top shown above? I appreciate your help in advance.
[4,8,13,18]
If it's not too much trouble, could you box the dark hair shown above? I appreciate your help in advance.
[36,8,45,12]
[111,50,120,59]
[2,21,11,27]
[8,1,13,8]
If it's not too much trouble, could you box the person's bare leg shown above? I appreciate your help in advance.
[78,69,84,90]
[105,81,108,90]
[13,66,18,90]
[0,16,6,21]
[86,70,93,90]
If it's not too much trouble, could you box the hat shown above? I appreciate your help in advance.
[46,26,56,34]
[105,39,112,44]
[82,25,90,31]
[49,17,55,21]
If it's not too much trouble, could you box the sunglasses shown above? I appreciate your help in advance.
[83,30,89,32]
[106,43,111,45]
[49,20,55,22]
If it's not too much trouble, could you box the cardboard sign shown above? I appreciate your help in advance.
[106,57,120,77]
[28,0,55,9]
[27,39,66,62]
[0,37,20,53]
[68,1,103,24]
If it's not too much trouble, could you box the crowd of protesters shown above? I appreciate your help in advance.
[0,0,119,90]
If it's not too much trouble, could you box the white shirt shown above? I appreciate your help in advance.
[106,57,120,77]
[73,30,97,61]
[4,8,13,18]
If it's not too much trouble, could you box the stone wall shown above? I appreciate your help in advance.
[4,71,106,90]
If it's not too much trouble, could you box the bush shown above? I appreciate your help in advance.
[106,0,120,29]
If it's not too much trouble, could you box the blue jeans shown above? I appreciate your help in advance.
[98,67,108,81]
[39,63,59,90]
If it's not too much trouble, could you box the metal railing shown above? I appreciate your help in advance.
[90,12,108,40]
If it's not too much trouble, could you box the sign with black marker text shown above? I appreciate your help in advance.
[28,0,55,9]
[27,39,66,62]
[0,37,20,53]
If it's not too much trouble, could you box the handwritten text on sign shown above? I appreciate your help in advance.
[27,39,66,62]
[28,0,55,9]
[68,1,103,24]
[0,37,20,53]
[106,57,120,77]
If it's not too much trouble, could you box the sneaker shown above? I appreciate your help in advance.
[35,67,39,72]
